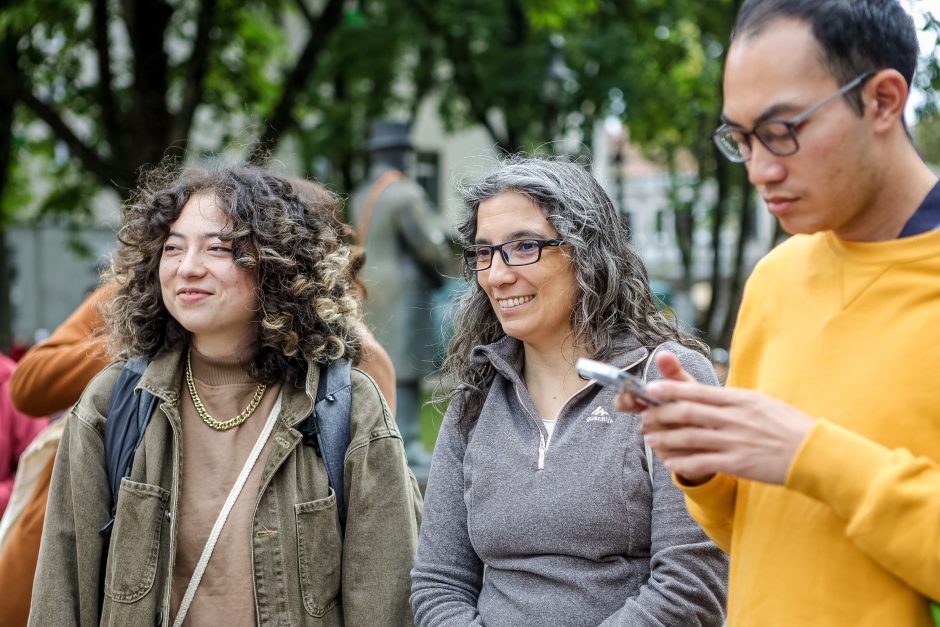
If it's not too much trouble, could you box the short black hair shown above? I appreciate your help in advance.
[733,0,919,114]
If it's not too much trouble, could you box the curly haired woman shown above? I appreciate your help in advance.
[410,155,727,626]
[30,165,421,626]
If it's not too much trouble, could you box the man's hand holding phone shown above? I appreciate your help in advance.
[575,358,665,407]
[611,350,814,486]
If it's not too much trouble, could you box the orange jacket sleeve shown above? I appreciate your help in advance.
[9,285,114,417]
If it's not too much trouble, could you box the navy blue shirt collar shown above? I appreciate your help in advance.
[898,179,940,238]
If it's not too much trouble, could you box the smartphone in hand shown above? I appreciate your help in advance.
[575,358,666,406]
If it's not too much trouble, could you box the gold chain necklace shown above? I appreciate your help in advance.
[186,350,267,431]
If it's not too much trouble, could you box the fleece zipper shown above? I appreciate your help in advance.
[513,380,593,470]
[512,385,548,469]
[517,352,650,471]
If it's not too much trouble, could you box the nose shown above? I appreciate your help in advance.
[745,141,787,188]
[484,250,516,289]
[177,248,207,278]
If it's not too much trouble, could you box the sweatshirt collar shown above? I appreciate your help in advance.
[471,334,652,383]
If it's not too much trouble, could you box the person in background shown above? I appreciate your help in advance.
[9,284,114,418]
[620,1,940,624]
[411,155,727,626]
[0,354,48,516]
[350,120,453,478]
[290,176,397,409]
[29,165,420,626]
[0,284,111,627]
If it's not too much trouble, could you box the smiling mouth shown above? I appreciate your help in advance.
[177,288,211,296]
[497,295,534,309]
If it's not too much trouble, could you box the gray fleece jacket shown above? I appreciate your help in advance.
[410,336,728,626]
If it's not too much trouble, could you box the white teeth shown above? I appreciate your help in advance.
[498,296,533,308]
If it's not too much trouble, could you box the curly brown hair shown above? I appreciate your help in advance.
[105,163,362,386]
[289,177,368,298]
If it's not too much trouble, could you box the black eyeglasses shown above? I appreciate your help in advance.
[711,71,875,163]
[463,238,565,272]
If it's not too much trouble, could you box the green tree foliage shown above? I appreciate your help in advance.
[3,0,939,352]
[0,0,749,347]
[1,0,423,209]
[0,0,418,347]
[409,0,750,345]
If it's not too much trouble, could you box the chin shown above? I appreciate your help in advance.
[175,319,211,336]
[777,216,825,237]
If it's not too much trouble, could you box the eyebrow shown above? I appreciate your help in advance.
[166,230,226,240]
[721,101,804,128]
[474,229,549,245]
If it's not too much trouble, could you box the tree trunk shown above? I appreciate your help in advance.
[718,168,754,348]
[0,232,12,352]
[700,148,731,343]
[0,34,22,351]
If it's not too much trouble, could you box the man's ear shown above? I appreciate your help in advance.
[866,69,908,133]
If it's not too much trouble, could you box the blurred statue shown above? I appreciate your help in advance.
[351,120,451,477]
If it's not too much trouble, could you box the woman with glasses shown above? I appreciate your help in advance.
[30,164,421,626]
[411,155,728,626]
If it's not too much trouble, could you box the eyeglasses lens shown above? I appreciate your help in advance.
[754,123,798,157]
[464,248,489,271]
[715,130,747,162]
[506,240,540,265]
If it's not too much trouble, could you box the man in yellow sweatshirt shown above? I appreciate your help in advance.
[617,1,940,625]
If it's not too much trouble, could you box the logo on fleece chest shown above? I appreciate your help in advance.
[585,404,614,424]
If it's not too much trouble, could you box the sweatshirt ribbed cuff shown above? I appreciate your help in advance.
[785,418,893,520]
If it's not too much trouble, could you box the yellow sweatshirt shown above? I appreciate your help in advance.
[681,229,940,626]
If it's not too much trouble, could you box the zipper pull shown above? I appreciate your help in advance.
[537,436,546,470]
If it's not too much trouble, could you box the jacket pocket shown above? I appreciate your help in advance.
[104,479,170,603]
[295,488,342,617]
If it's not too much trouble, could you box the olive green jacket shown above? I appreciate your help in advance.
[29,349,421,626]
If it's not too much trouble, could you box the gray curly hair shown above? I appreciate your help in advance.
[440,154,707,421]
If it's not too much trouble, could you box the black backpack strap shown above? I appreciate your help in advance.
[99,356,157,614]
[101,357,158,534]
[298,358,353,529]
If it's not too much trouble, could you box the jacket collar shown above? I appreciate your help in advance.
[135,348,316,427]
[136,349,185,404]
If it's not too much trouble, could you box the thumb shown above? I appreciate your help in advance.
[654,350,695,383]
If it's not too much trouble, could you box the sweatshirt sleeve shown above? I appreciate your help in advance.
[674,268,768,552]
[10,285,114,417]
[410,393,485,627]
[600,346,728,626]
[786,418,940,600]
[675,473,738,553]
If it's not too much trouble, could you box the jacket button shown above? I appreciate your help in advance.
[155,610,164,625]
[326,394,335,402]
[164,510,171,522]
